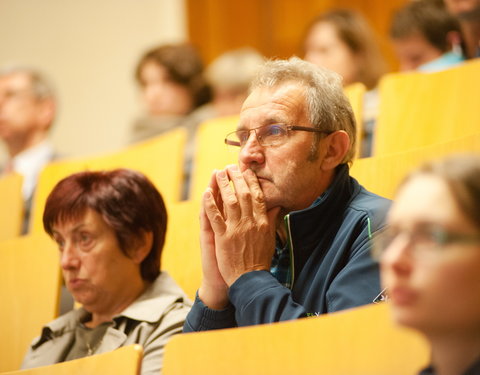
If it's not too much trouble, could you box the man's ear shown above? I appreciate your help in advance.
[36,98,55,132]
[131,231,153,264]
[320,131,350,171]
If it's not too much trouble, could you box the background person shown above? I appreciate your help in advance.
[184,58,390,332]
[0,66,57,232]
[131,43,212,199]
[390,0,464,72]
[376,154,480,375]
[21,169,192,375]
[444,0,480,58]
[130,43,211,144]
[302,9,388,157]
[203,47,265,118]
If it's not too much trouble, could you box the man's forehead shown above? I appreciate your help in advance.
[0,72,32,90]
[245,82,306,102]
[239,83,307,126]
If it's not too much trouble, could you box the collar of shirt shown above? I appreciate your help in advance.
[11,139,54,200]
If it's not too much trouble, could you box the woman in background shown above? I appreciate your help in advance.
[132,44,212,199]
[303,9,387,157]
[21,169,192,375]
[131,43,211,144]
[377,154,480,375]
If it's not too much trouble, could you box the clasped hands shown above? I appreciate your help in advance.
[198,165,280,310]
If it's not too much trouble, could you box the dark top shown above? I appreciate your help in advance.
[184,164,391,331]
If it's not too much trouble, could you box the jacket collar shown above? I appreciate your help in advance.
[35,272,188,345]
[284,164,358,276]
[117,271,188,323]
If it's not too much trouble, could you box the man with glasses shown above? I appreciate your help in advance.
[184,57,390,332]
[0,66,57,232]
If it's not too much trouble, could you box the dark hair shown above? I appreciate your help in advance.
[390,0,461,53]
[304,9,387,90]
[402,154,480,229]
[43,169,167,282]
[135,43,212,109]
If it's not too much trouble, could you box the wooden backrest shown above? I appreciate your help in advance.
[0,233,61,372]
[0,173,24,241]
[1,344,143,375]
[189,116,238,200]
[351,132,480,200]
[162,200,202,300]
[344,82,366,158]
[374,59,480,156]
[30,129,187,233]
[163,303,429,375]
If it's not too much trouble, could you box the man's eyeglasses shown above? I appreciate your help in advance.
[224,124,332,149]
[371,225,480,261]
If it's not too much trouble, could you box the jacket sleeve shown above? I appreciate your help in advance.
[227,233,381,325]
[228,271,309,326]
[324,234,380,312]
[141,302,191,375]
[183,293,237,332]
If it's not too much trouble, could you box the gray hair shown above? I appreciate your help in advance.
[0,65,56,101]
[205,47,265,91]
[250,57,356,164]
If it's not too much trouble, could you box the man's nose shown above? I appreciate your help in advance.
[238,131,265,168]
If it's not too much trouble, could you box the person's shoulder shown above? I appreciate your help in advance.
[119,273,192,324]
[347,180,391,229]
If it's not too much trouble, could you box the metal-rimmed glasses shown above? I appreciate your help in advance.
[371,225,480,261]
[224,123,332,149]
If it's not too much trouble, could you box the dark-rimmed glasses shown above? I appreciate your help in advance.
[225,123,332,149]
[371,225,480,261]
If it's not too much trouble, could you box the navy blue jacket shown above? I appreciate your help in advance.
[184,165,390,331]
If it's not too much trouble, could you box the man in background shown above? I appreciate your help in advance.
[444,0,480,58]
[390,0,464,72]
[0,66,57,232]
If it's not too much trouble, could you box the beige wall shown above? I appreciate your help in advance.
[0,0,187,162]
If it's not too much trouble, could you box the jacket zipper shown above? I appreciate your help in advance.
[284,213,295,289]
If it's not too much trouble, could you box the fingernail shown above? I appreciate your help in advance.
[204,188,212,198]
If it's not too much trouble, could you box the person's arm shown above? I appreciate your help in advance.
[182,169,237,333]
[183,293,237,332]
[324,234,380,312]
[185,165,281,332]
[228,230,380,326]
[197,173,229,310]
[203,166,280,286]
[229,270,309,325]
[141,303,190,375]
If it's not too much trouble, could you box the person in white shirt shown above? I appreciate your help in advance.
[0,66,56,232]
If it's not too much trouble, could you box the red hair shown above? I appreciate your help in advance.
[43,169,167,282]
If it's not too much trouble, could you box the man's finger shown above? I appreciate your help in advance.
[216,168,242,222]
[226,165,253,218]
[203,187,228,235]
[243,168,268,220]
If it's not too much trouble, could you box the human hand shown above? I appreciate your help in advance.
[203,165,280,286]
[198,171,229,310]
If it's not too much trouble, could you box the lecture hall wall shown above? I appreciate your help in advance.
[0,0,407,163]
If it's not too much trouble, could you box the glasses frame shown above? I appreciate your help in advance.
[224,123,332,148]
[371,225,480,261]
